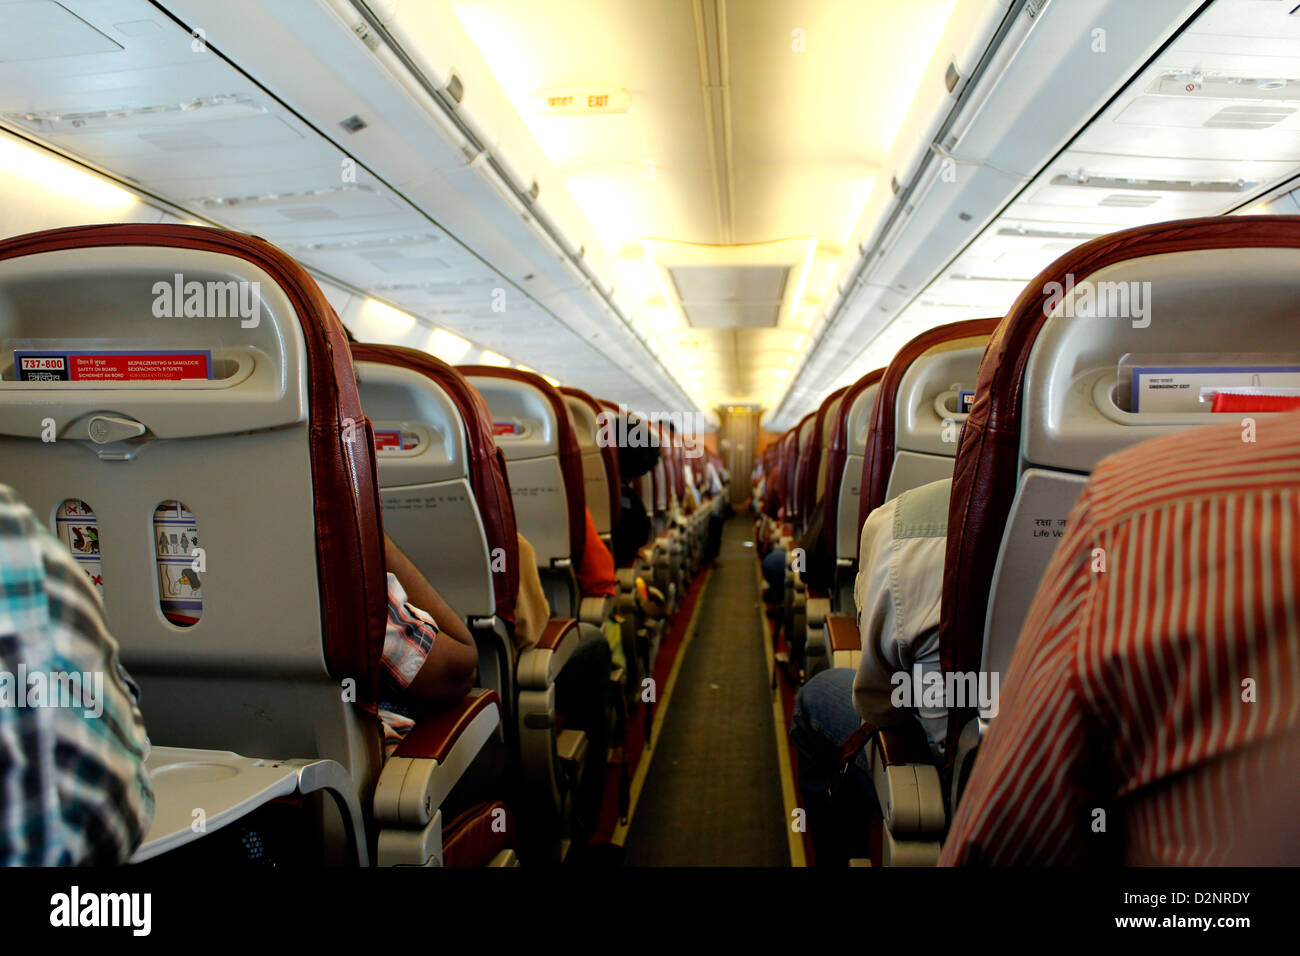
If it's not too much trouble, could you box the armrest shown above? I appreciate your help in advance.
[374,690,501,827]
[579,593,613,626]
[516,618,581,689]
[825,614,861,653]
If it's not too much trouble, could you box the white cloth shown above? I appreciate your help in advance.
[852,477,951,758]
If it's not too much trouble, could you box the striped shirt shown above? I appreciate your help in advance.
[942,412,1300,866]
[0,485,154,865]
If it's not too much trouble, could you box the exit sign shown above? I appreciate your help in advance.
[535,87,630,116]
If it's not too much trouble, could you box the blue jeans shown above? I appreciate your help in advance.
[789,668,877,865]
[761,548,786,596]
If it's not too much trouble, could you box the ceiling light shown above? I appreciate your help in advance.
[0,135,134,210]
[427,327,473,363]
[361,298,416,336]
[478,349,512,367]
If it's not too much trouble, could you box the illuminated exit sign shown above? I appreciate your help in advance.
[535,87,631,116]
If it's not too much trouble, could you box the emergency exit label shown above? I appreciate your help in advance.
[535,87,631,116]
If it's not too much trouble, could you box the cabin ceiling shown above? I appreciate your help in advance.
[447,0,958,407]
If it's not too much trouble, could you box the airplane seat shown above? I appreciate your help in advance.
[800,386,849,678]
[561,387,621,548]
[0,223,500,866]
[459,365,587,619]
[350,344,592,851]
[819,368,884,616]
[779,414,817,674]
[823,319,999,864]
[350,344,519,712]
[858,317,1002,531]
[940,215,1300,817]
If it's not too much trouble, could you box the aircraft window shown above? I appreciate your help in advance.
[154,500,203,628]
[54,499,103,598]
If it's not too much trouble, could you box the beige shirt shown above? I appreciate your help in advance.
[512,533,551,650]
[852,477,950,758]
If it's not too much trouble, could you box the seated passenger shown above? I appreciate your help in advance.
[0,484,154,865]
[377,534,480,757]
[611,414,660,568]
[943,413,1300,866]
[788,477,951,866]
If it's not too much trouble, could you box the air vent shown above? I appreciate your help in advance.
[1203,105,1295,130]
[1099,193,1161,208]
[1051,173,1255,193]
[278,206,339,221]
[196,183,378,209]
[6,95,265,133]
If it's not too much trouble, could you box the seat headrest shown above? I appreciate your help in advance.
[822,367,885,546]
[351,343,519,625]
[460,364,586,568]
[562,387,622,525]
[858,317,1000,532]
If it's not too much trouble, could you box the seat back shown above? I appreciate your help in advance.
[858,318,1000,532]
[352,344,519,627]
[941,215,1300,760]
[460,366,586,573]
[810,387,849,530]
[788,413,816,529]
[822,369,885,561]
[562,387,621,539]
[0,224,387,792]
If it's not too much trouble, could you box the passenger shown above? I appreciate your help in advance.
[377,534,480,757]
[943,414,1300,866]
[611,412,660,568]
[0,485,154,865]
[788,477,951,866]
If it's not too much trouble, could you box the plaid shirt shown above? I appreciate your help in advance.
[376,572,439,757]
[0,485,154,865]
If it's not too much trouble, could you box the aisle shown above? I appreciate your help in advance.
[621,517,789,866]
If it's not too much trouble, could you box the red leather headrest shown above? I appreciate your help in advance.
[856,317,1001,534]
[939,215,1300,766]
[821,367,885,552]
[351,344,520,625]
[799,385,849,523]
[0,224,389,701]
[459,365,587,569]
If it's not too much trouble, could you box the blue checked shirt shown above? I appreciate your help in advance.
[0,485,154,865]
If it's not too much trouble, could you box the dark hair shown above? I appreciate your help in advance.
[617,412,661,481]
[341,324,358,343]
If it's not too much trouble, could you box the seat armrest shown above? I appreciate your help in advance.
[516,618,581,689]
[374,690,501,827]
[579,593,613,626]
[874,723,934,767]
[825,614,861,653]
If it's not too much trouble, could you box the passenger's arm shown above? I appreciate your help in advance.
[384,535,478,702]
